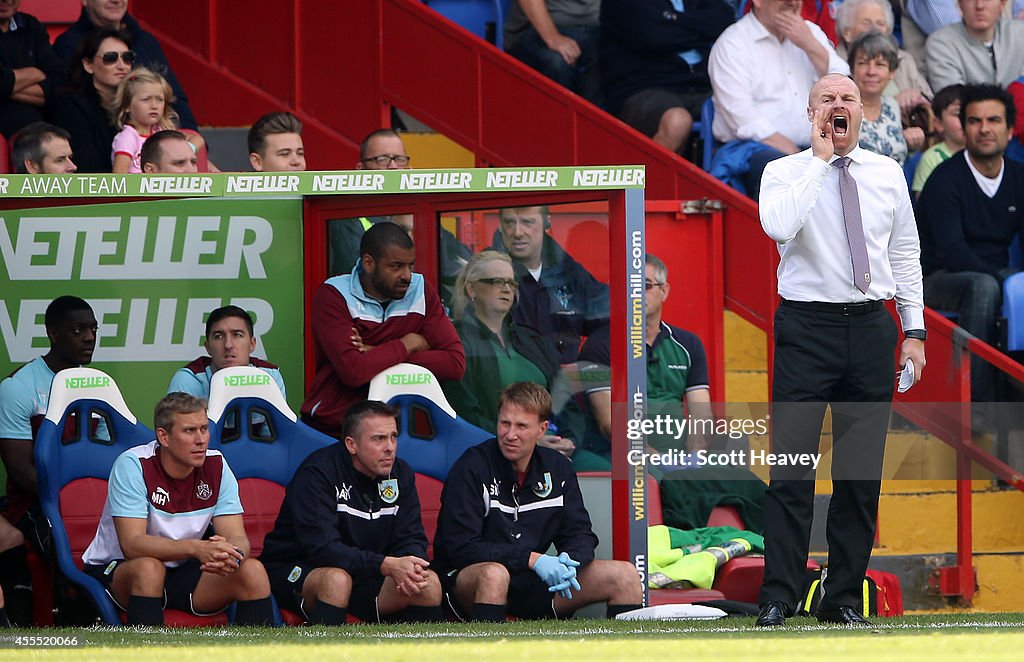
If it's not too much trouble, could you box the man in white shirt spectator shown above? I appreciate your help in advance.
[709,0,849,199]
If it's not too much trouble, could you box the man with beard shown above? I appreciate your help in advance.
[301,222,465,439]
[0,295,98,623]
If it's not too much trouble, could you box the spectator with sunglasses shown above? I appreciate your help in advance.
[52,28,131,172]
[54,0,197,131]
[443,251,573,446]
[0,1,65,139]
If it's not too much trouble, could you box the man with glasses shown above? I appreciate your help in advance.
[329,129,414,277]
[357,129,411,171]
[576,253,712,470]
[54,0,198,130]
[331,129,471,306]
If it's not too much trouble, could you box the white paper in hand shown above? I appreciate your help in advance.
[897,359,915,393]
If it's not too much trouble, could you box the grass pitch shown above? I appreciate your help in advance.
[2,614,1023,661]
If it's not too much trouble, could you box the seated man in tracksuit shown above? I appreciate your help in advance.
[260,400,443,625]
[433,381,642,621]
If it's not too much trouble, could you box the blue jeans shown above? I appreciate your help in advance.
[506,25,601,103]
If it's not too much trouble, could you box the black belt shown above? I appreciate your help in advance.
[781,299,884,316]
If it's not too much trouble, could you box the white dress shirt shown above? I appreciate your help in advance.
[760,146,925,332]
[709,12,849,145]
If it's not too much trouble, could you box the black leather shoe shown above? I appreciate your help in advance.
[816,605,872,626]
[755,601,787,627]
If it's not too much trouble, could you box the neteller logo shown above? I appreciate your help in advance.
[224,374,271,387]
[151,486,170,506]
[65,376,110,389]
[386,373,431,385]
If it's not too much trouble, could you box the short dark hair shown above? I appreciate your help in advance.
[205,305,254,338]
[359,128,402,160]
[44,295,93,330]
[248,112,303,156]
[960,84,1016,130]
[931,84,965,118]
[155,392,207,433]
[342,400,400,440]
[140,130,190,170]
[498,381,552,422]
[360,221,414,260]
[499,205,552,230]
[12,122,72,174]
[847,30,899,72]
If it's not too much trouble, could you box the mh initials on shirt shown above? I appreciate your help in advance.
[151,487,170,506]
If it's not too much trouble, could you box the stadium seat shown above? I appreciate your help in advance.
[904,150,922,188]
[207,366,336,626]
[414,473,445,559]
[700,97,716,172]
[1001,273,1024,351]
[423,0,506,48]
[34,367,230,625]
[367,363,491,480]
[1011,234,1022,270]
[207,366,336,557]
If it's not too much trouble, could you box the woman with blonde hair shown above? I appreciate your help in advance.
[444,250,566,436]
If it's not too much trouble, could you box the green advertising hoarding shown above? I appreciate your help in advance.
[0,166,645,199]
[0,197,304,420]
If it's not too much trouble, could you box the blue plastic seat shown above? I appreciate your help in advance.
[207,366,336,555]
[700,96,716,171]
[1002,272,1024,351]
[424,0,506,48]
[34,368,156,625]
[368,363,491,481]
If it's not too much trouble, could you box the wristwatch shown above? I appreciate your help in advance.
[904,329,927,341]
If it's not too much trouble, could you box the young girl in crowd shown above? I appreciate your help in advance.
[109,67,204,173]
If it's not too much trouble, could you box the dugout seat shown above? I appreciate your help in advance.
[207,366,337,626]
[207,366,337,558]
[645,478,817,605]
[368,363,491,481]
[415,474,445,560]
[35,367,229,626]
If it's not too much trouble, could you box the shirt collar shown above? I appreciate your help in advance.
[830,146,867,166]
[746,11,779,43]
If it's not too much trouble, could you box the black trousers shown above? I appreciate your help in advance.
[759,300,897,613]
